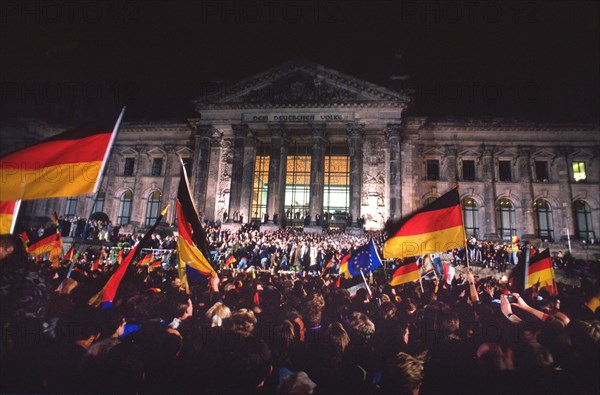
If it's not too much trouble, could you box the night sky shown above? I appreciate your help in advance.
[1,0,598,123]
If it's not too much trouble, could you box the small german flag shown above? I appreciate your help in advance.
[63,246,75,262]
[390,258,420,286]
[27,233,58,257]
[138,253,154,266]
[224,255,237,268]
[0,201,20,234]
[148,261,162,271]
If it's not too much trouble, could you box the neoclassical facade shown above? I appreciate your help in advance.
[15,61,600,241]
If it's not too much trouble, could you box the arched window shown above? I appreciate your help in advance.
[92,191,105,213]
[461,197,479,238]
[118,191,133,225]
[145,191,162,227]
[534,199,554,241]
[574,200,594,239]
[496,198,516,240]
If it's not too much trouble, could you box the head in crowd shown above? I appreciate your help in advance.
[380,352,425,395]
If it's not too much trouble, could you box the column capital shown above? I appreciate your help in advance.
[481,144,496,156]
[445,145,458,157]
[385,123,403,142]
[268,123,286,138]
[347,122,365,139]
[209,128,223,147]
[232,123,249,137]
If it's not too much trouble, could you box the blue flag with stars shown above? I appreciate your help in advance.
[347,240,383,277]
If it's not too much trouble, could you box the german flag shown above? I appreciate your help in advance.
[383,188,466,259]
[0,200,20,234]
[176,166,216,286]
[526,248,555,291]
[63,246,75,262]
[0,108,124,201]
[27,233,58,256]
[338,253,351,279]
[91,249,105,271]
[224,255,236,268]
[138,253,154,266]
[390,258,420,286]
[148,260,162,272]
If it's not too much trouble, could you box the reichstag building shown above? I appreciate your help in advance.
[16,61,600,241]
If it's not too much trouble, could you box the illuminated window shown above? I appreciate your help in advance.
[496,198,516,240]
[145,191,162,227]
[285,149,311,223]
[426,160,439,181]
[574,200,594,239]
[251,151,270,221]
[92,191,105,213]
[65,197,78,217]
[462,197,479,238]
[534,199,554,241]
[118,191,133,225]
[462,160,476,181]
[572,161,587,182]
[323,154,350,223]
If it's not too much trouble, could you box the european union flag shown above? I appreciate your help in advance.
[347,240,383,277]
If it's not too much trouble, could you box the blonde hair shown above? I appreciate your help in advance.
[205,302,231,327]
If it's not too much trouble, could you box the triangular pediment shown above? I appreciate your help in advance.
[568,148,595,159]
[119,147,138,156]
[531,148,556,159]
[194,61,413,110]
[147,147,167,156]
[495,148,518,158]
[458,148,481,157]
[422,147,446,157]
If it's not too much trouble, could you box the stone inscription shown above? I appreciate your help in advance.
[242,113,352,122]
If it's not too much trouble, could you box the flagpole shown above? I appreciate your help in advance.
[9,200,21,234]
[418,261,425,293]
[359,269,372,298]
[523,242,531,293]
[67,107,127,278]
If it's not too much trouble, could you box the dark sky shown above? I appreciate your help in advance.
[1,0,598,123]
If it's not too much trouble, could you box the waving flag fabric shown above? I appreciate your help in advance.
[390,258,420,286]
[526,248,555,293]
[0,108,124,201]
[177,166,216,286]
[347,240,382,277]
[383,188,466,259]
[27,233,58,256]
[0,200,20,234]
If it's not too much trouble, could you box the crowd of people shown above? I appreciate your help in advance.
[1,224,599,394]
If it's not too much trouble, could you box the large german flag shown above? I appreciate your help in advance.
[526,248,555,290]
[177,166,216,286]
[0,200,20,234]
[390,258,420,286]
[383,188,466,259]
[0,108,124,201]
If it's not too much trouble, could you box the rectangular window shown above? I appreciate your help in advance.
[499,160,512,182]
[65,197,78,217]
[151,158,163,176]
[251,155,270,221]
[462,160,475,181]
[285,153,311,223]
[426,160,439,181]
[124,158,135,176]
[572,161,587,182]
[535,161,549,182]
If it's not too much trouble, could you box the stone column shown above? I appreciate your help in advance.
[309,124,326,225]
[192,125,211,212]
[347,122,364,225]
[517,146,535,237]
[554,147,574,240]
[239,129,257,224]
[266,125,286,222]
[481,145,498,239]
[445,145,458,185]
[227,124,247,221]
[386,124,402,220]
[162,144,176,224]
[204,128,223,222]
